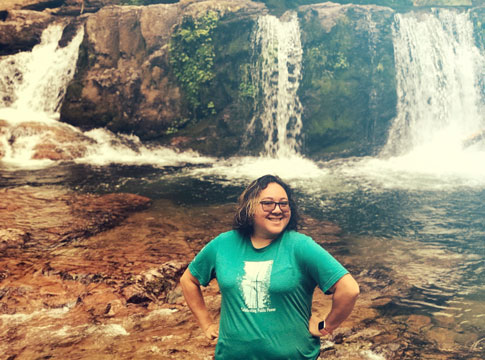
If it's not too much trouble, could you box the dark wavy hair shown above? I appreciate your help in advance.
[233,175,299,237]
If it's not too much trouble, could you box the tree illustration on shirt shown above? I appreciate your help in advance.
[240,260,275,312]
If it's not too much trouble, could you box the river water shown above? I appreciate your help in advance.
[0,8,484,359]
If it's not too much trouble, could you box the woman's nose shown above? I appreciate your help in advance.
[272,204,283,213]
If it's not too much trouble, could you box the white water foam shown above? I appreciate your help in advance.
[0,303,74,324]
[1,9,483,194]
[321,9,485,191]
[384,10,484,156]
[74,128,213,167]
[369,9,485,189]
[0,23,84,117]
[0,23,214,170]
[361,350,386,360]
[246,12,303,158]
[188,155,327,185]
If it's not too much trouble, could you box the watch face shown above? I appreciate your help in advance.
[318,320,325,331]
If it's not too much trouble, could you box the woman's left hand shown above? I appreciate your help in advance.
[308,316,331,337]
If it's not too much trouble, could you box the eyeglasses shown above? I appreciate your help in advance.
[259,200,290,212]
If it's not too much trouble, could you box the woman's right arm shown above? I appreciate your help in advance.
[180,268,219,340]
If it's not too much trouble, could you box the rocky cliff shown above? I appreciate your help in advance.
[57,0,399,157]
[60,1,265,153]
[1,0,484,159]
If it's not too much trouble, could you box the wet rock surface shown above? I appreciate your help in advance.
[0,9,54,55]
[0,121,96,161]
[0,186,152,251]
[1,186,483,359]
[59,0,265,142]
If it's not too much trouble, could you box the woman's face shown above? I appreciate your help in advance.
[252,182,291,240]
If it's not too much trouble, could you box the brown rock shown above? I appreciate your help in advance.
[426,327,457,351]
[0,228,30,251]
[407,314,432,332]
[1,189,468,359]
[0,9,53,55]
[60,1,266,140]
[2,121,96,161]
[301,215,343,243]
[0,191,229,359]
[0,186,151,250]
[0,0,41,11]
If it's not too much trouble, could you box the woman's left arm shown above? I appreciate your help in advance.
[309,273,360,337]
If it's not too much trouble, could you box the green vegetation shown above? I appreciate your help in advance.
[169,11,219,121]
[299,10,397,157]
[165,13,257,156]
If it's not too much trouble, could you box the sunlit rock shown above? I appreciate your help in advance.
[0,9,53,55]
[0,228,29,251]
[60,1,266,144]
[2,121,96,161]
[121,260,187,305]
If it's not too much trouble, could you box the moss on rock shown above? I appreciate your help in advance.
[299,5,396,158]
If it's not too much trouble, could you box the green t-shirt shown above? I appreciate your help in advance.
[188,230,349,360]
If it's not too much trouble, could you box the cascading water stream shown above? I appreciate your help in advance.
[0,23,210,169]
[246,12,303,158]
[0,23,85,167]
[0,23,84,120]
[340,8,485,186]
[382,9,484,158]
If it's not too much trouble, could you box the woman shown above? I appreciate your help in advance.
[180,175,359,359]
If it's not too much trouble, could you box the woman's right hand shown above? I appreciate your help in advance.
[180,269,219,342]
[203,323,219,340]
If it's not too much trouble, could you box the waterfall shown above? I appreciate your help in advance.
[0,23,85,166]
[0,23,84,121]
[0,22,212,169]
[382,9,484,157]
[246,12,303,158]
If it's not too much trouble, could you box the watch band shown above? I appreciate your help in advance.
[318,320,325,331]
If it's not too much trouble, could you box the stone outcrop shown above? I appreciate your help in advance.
[59,1,265,145]
[1,0,483,159]
[58,0,400,157]
[0,120,96,161]
[0,9,54,55]
[298,3,397,158]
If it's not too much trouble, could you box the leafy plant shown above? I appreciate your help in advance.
[300,10,397,157]
[169,11,219,121]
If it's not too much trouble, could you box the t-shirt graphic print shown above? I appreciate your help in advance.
[240,260,275,313]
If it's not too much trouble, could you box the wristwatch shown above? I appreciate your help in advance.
[318,320,326,331]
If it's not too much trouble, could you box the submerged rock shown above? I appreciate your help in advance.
[0,190,361,359]
[0,186,151,251]
[1,187,474,359]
